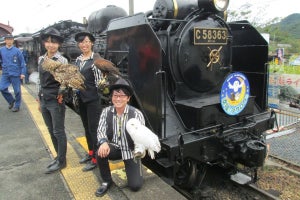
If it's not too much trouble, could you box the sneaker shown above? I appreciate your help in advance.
[8,100,15,109]
[12,107,20,112]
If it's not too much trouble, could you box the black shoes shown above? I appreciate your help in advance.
[79,154,92,164]
[80,154,96,171]
[8,100,15,109]
[11,107,19,112]
[95,182,112,197]
[45,160,66,174]
[47,158,57,168]
[82,161,97,172]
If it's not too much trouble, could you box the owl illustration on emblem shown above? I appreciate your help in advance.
[228,80,243,101]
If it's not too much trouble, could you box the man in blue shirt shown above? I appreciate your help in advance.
[0,34,26,112]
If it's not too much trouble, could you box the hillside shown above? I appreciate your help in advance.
[274,13,300,39]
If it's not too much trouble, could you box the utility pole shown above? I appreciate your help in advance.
[129,0,134,15]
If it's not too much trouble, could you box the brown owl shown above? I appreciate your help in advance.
[42,58,86,91]
[94,58,120,92]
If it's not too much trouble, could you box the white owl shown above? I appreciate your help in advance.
[126,118,161,159]
[228,80,243,93]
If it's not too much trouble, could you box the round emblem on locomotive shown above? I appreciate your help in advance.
[220,72,250,115]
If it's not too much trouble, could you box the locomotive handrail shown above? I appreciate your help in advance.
[155,69,167,138]
[175,111,274,138]
[178,124,224,137]
[148,18,188,22]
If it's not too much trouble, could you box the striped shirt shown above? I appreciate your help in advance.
[75,52,101,87]
[97,105,145,160]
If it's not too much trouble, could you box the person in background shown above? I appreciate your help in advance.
[74,31,102,171]
[95,78,145,197]
[276,48,284,65]
[20,47,29,84]
[0,34,26,112]
[37,28,68,174]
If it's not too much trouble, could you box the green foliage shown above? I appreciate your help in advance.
[228,7,300,54]
[269,63,300,75]
[263,15,300,54]
[278,14,300,39]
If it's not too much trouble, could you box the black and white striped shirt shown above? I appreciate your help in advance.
[75,52,102,87]
[97,105,145,160]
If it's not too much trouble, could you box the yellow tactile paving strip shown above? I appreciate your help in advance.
[21,86,111,200]
[76,137,125,170]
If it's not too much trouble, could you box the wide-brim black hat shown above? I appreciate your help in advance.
[109,78,133,96]
[75,31,95,42]
[41,28,64,43]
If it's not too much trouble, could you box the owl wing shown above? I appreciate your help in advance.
[51,64,86,90]
[94,58,120,76]
[42,58,62,72]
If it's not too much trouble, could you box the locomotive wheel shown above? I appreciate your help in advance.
[174,159,198,189]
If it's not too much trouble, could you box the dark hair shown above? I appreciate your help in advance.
[75,31,95,42]
[76,35,94,43]
[42,36,62,44]
[110,88,131,97]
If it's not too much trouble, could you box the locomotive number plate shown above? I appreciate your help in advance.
[193,27,228,45]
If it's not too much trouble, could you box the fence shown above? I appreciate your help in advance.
[271,108,300,128]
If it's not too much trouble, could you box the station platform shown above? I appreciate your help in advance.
[0,82,186,200]
[267,127,300,166]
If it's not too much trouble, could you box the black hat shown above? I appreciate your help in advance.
[109,78,133,96]
[75,31,95,42]
[4,34,14,39]
[41,28,64,43]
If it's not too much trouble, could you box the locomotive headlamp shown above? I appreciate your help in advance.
[213,0,229,11]
[198,0,229,12]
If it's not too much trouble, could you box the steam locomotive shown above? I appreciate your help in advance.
[19,0,275,197]
[101,0,275,194]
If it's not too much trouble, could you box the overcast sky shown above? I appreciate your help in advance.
[0,0,299,35]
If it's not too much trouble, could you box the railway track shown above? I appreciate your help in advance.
[175,179,280,200]
[172,157,300,200]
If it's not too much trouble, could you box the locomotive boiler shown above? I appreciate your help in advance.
[103,0,275,194]
[87,5,128,57]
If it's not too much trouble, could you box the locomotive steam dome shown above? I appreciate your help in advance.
[87,5,128,34]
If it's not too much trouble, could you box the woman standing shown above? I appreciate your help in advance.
[74,31,102,171]
[37,28,68,174]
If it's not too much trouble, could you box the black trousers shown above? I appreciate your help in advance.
[79,99,101,159]
[40,98,67,163]
[97,144,143,191]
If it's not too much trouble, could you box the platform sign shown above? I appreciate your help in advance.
[268,84,280,109]
[220,72,250,115]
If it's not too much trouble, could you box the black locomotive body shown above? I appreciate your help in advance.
[103,0,275,192]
